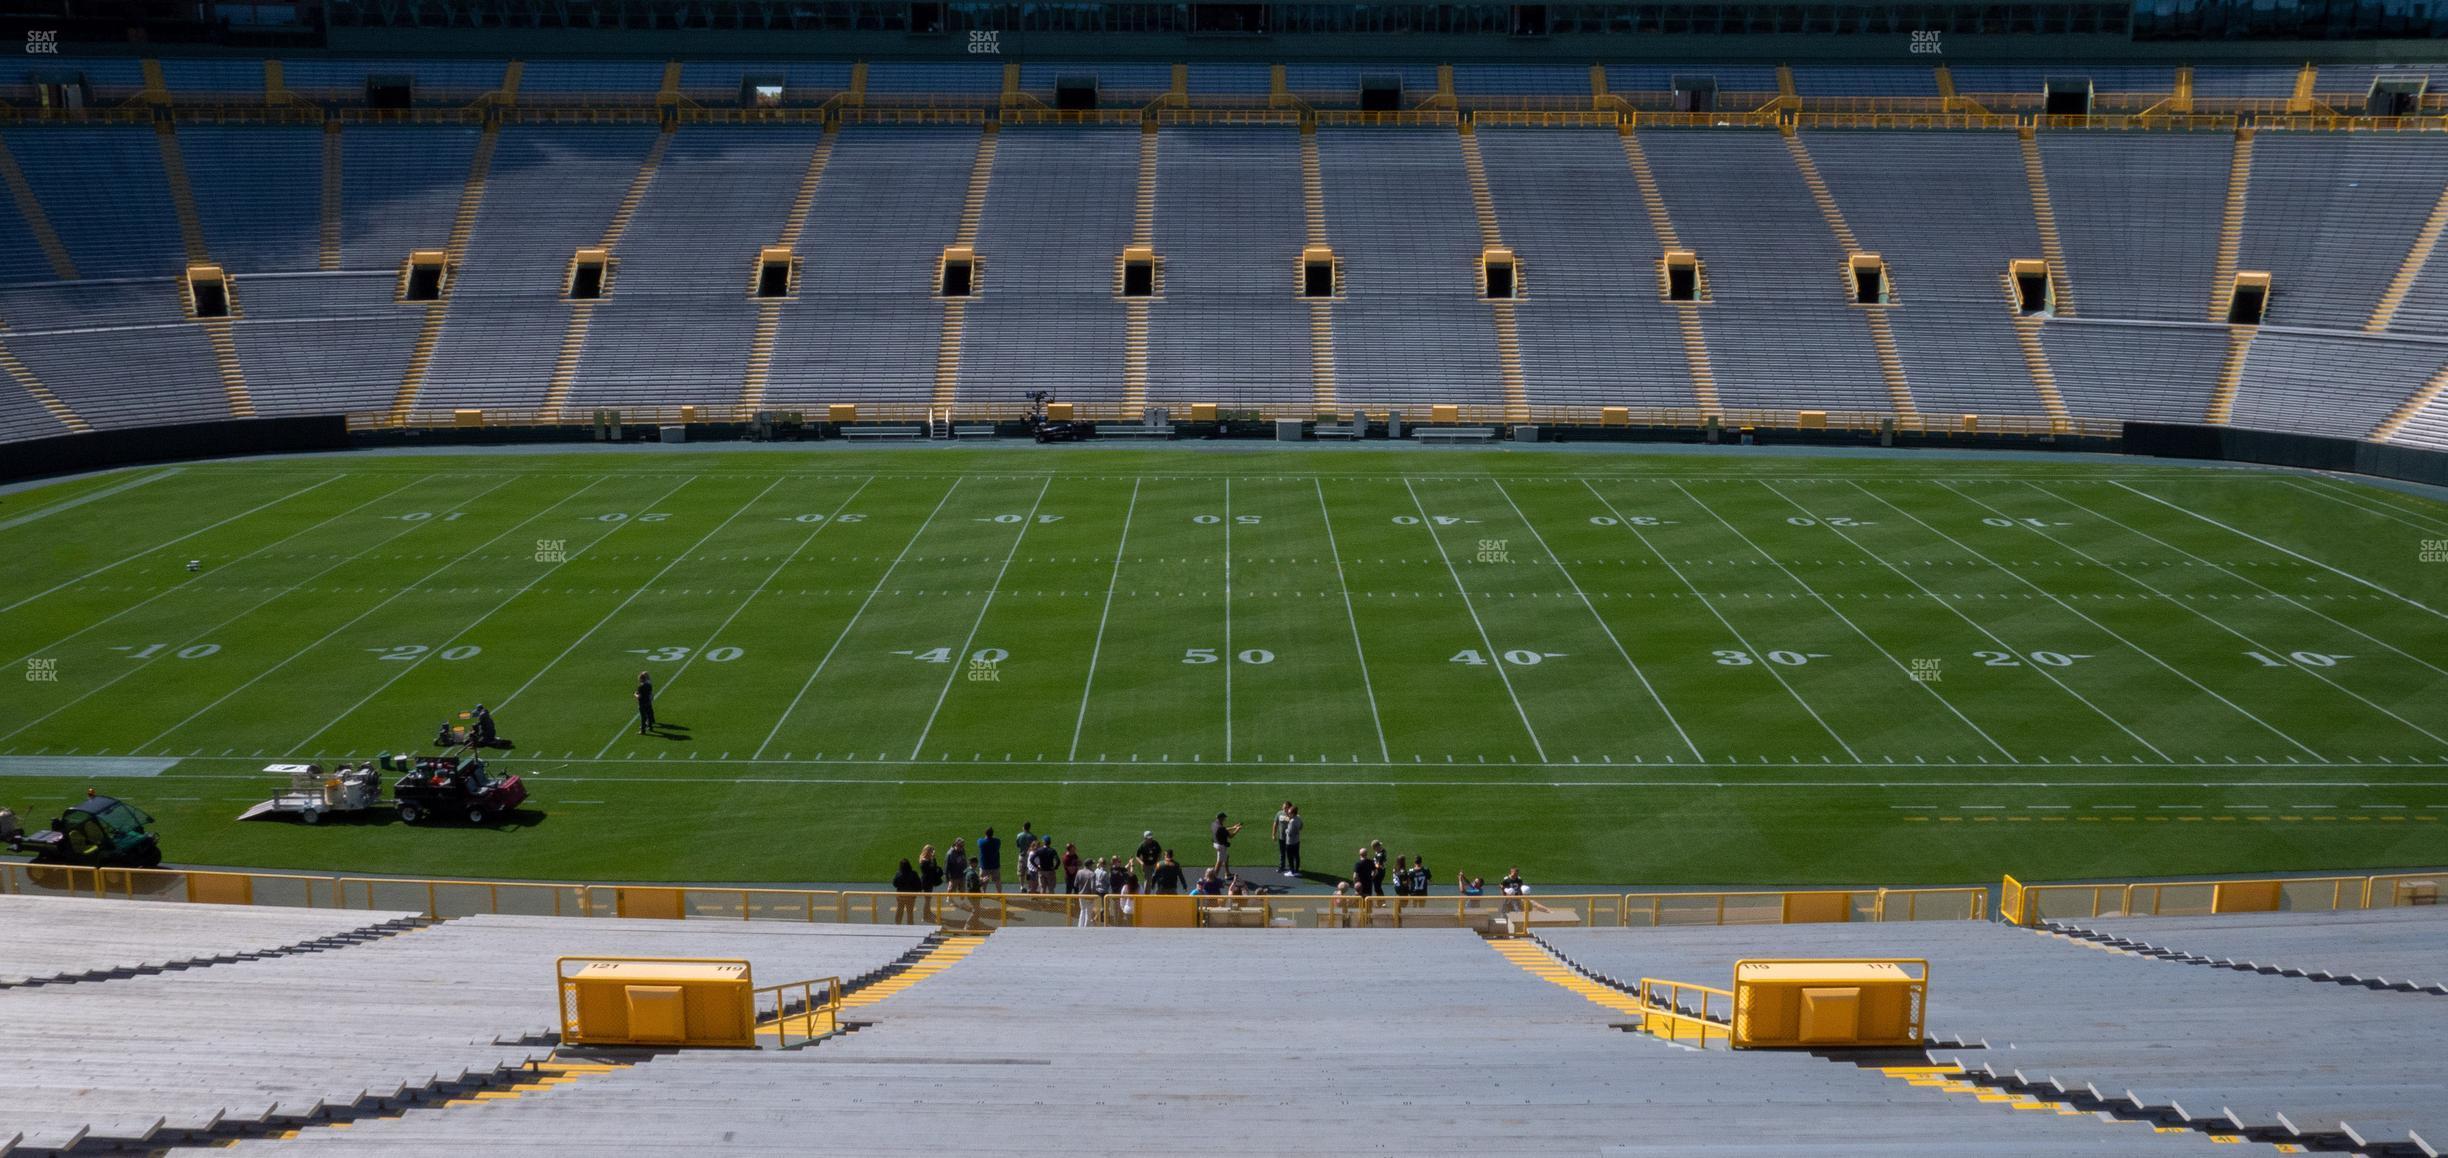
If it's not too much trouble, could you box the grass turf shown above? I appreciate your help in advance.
[2,446,2445,888]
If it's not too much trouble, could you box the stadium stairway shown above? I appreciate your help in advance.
[0,912,930,1155]
[1780,128,1918,420]
[1120,123,1157,419]
[2208,127,2255,322]
[1616,128,1721,414]
[738,123,838,416]
[930,124,998,412]
[2367,178,2448,333]
[390,121,500,422]
[1299,123,1339,412]
[1455,125,1530,423]
[1537,920,2448,1154]
[540,124,673,421]
[0,895,423,990]
[2042,907,2448,995]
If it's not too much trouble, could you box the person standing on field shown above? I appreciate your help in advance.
[1274,801,1295,874]
[634,671,656,734]
[1211,812,1242,873]
[1281,806,1303,877]
[977,827,1003,893]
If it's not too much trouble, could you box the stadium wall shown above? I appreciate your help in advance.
[0,415,350,484]
[2124,420,2448,486]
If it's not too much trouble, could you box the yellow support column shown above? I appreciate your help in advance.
[1589,63,1610,111]
[2288,63,2319,113]
[263,60,286,105]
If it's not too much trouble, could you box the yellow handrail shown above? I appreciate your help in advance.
[753,975,843,1047]
[1635,977,1735,1046]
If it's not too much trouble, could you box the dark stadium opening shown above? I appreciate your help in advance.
[2043,76,2093,116]
[29,72,91,111]
[365,75,412,109]
[1482,249,1517,300]
[1665,250,1700,301]
[1850,254,1888,304]
[1301,247,1338,298]
[2368,75,2427,116]
[1359,75,1403,111]
[1054,76,1099,110]
[568,249,608,300]
[186,266,230,319]
[1672,75,1717,113]
[2227,272,2269,325]
[911,2,946,33]
[1121,247,1157,298]
[941,247,976,297]
[1191,3,1268,33]
[742,76,785,107]
[1510,4,1550,35]
[755,247,793,298]
[2011,259,2051,314]
[402,252,446,302]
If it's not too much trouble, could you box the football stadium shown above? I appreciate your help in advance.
[1,0,2446,1153]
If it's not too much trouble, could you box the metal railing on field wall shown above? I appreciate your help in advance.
[2002,871,2444,926]
[0,865,1997,932]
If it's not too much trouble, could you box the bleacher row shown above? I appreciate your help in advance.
[0,894,2441,1156]
[3,116,2448,447]
[26,56,2447,109]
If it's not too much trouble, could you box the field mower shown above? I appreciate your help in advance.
[386,747,525,825]
[0,794,163,868]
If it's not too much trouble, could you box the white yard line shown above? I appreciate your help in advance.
[1763,481,2172,760]
[287,476,702,753]
[1941,482,2444,750]
[1402,477,1547,763]
[1,476,510,746]
[1670,481,2015,761]
[491,476,787,713]
[1067,478,1141,762]
[752,478,963,760]
[133,475,611,754]
[1493,480,1702,762]
[8,474,434,670]
[587,477,875,759]
[1849,482,2323,760]
[2114,480,2448,624]
[2032,482,2448,683]
[0,468,178,532]
[0,474,345,616]
[907,476,1055,760]
[1315,478,1392,763]
[1223,478,1234,761]
[1578,480,1853,761]
[2287,476,2448,535]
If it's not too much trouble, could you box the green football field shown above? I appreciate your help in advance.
[3,445,2445,889]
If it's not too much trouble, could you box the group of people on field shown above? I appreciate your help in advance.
[883,802,1522,925]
